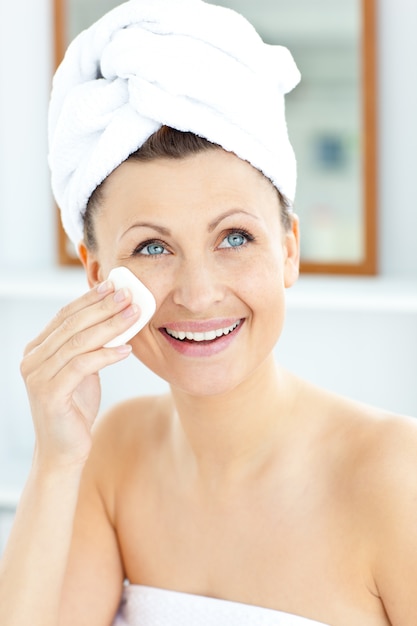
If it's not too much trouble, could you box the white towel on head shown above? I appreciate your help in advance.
[48,0,301,247]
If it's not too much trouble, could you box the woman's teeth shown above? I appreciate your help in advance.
[165,321,240,342]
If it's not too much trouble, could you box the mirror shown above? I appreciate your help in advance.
[53,0,377,274]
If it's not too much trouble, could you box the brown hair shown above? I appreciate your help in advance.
[84,126,293,249]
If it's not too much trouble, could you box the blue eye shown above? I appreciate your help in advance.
[218,230,252,249]
[136,241,168,256]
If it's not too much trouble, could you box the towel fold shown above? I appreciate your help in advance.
[48,0,301,247]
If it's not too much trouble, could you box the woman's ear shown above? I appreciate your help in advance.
[283,214,300,288]
[78,242,103,289]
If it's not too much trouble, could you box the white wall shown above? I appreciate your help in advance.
[0,0,416,497]
[0,0,54,270]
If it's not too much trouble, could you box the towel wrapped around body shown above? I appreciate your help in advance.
[48,0,301,247]
[113,585,329,626]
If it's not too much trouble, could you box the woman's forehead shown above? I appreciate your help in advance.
[93,151,281,240]
[102,150,277,208]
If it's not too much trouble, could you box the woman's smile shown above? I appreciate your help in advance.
[160,318,244,357]
[165,320,241,341]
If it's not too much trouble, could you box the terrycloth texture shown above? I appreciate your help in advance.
[48,0,301,247]
[112,585,330,626]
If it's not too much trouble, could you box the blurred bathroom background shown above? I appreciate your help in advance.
[0,0,416,551]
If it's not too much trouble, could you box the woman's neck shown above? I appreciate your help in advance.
[169,357,300,491]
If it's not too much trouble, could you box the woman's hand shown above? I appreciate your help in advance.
[20,280,141,469]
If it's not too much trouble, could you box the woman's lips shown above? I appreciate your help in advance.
[159,319,244,357]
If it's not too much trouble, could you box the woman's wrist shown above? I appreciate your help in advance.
[31,442,90,480]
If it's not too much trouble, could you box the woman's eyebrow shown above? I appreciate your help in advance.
[120,222,171,240]
[120,209,259,240]
[208,209,260,232]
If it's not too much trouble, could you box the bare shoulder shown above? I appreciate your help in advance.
[333,397,417,493]
[296,377,417,476]
[316,387,417,498]
[351,408,417,624]
[91,393,173,455]
[346,401,417,525]
[86,393,174,499]
[299,379,417,527]
[321,392,417,623]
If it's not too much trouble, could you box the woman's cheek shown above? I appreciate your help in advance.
[130,261,175,305]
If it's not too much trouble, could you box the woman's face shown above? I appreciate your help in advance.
[82,149,300,396]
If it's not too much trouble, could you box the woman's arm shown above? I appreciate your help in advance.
[366,416,417,625]
[0,461,84,625]
[0,281,140,626]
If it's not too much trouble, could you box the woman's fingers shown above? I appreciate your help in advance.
[24,303,140,386]
[26,344,131,425]
[47,291,140,358]
[52,345,132,402]
[23,284,141,370]
[21,282,141,424]
[23,280,114,357]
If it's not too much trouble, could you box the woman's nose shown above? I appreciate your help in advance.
[172,258,225,314]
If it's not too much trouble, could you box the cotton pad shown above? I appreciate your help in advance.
[104,267,156,348]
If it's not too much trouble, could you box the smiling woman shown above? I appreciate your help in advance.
[0,2,415,626]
